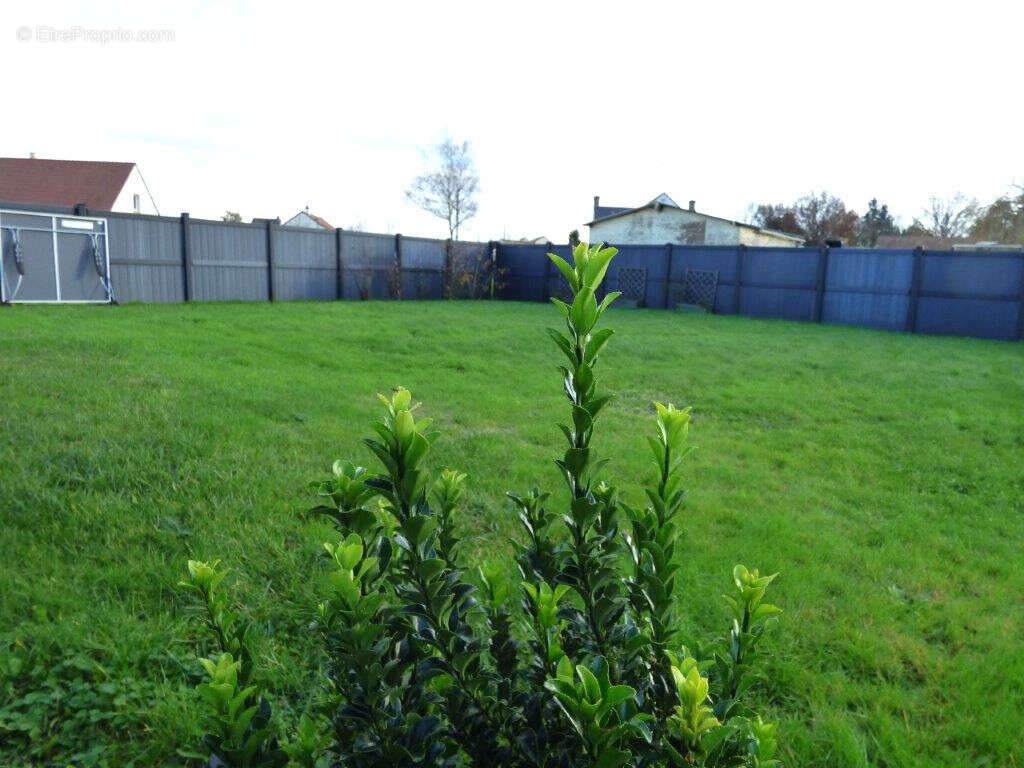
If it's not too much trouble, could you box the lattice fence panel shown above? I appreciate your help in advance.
[618,267,647,305]
[683,268,718,311]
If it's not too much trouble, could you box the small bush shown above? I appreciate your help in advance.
[182,243,782,767]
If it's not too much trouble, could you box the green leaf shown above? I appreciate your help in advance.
[548,253,579,293]
[556,654,574,682]
[577,664,601,703]
[418,558,447,582]
[595,746,630,768]
[603,684,636,709]
[584,247,616,289]
[597,291,622,315]
[584,328,614,363]
[550,297,571,317]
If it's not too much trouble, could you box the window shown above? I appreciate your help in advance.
[133,193,140,213]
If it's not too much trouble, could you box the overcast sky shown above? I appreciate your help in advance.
[3,0,1022,241]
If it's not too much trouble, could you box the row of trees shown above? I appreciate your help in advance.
[748,187,1024,246]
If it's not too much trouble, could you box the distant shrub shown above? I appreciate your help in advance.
[182,243,782,767]
[443,241,502,299]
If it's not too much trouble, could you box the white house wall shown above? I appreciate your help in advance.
[738,227,803,247]
[283,211,321,229]
[111,167,158,215]
[589,207,799,247]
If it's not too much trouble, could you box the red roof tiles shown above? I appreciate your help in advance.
[0,157,134,210]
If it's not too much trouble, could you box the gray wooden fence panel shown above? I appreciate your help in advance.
[401,237,446,269]
[340,231,395,299]
[107,215,184,302]
[272,227,336,301]
[401,236,446,299]
[190,220,268,301]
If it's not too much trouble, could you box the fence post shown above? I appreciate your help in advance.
[542,247,553,301]
[662,242,674,308]
[264,218,277,302]
[489,241,497,300]
[734,244,746,315]
[394,233,403,300]
[180,212,193,302]
[443,239,452,299]
[906,246,924,333]
[1017,252,1024,340]
[813,244,829,323]
[335,228,344,300]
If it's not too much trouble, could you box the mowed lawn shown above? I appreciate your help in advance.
[1,299,1022,767]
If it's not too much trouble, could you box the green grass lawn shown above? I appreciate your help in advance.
[1,299,1022,767]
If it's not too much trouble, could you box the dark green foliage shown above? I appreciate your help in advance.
[971,190,1024,244]
[857,198,898,246]
[182,243,783,767]
[0,641,156,767]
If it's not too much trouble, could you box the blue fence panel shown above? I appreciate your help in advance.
[737,247,817,320]
[608,245,667,307]
[827,249,914,293]
[920,251,1023,300]
[823,249,913,330]
[916,297,1020,340]
[742,247,818,289]
[668,246,740,284]
[498,244,549,302]
[740,287,815,320]
[823,292,909,330]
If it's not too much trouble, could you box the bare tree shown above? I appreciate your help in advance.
[914,194,980,239]
[406,138,479,240]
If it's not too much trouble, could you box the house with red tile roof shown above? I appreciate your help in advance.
[0,155,159,214]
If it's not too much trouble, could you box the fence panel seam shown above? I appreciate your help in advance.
[906,246,924,332]
[662,243,673,308]
[335,228,343,300]
[813,245,829,322]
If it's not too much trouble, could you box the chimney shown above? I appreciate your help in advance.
[29,152,35,159]
[688,200,695,211]
[593,195,600,219]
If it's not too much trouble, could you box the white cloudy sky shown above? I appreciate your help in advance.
[2,0,1021,241]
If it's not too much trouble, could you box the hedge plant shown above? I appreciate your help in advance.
[182,243,782,768]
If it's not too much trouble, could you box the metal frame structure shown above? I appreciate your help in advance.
[0,209,113,304]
